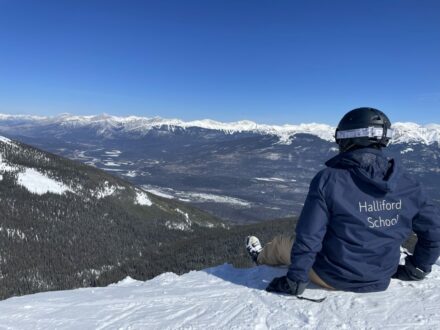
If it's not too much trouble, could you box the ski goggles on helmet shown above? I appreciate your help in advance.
[336,127,394,140]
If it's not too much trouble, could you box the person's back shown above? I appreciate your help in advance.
[288,146,439,292]
[248,107,440,296]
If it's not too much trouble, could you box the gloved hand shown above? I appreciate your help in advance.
[392,257,428,281]
[266,276,308,295]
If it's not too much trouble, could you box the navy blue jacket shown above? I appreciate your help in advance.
[287,148,440,292]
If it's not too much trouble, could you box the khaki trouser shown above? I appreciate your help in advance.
[257,235,335,290]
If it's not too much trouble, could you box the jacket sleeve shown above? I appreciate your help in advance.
[411,187,440,273]
[287,170,330,282]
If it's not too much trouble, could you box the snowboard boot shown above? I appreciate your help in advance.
[245,236,263,264]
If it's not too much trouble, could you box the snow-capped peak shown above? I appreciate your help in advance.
[392,122,440,145]
[0,114,48,121]
[1,113,439,145]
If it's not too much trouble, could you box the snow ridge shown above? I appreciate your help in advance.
[2,114,439,145]
[0,136,154,205]
[0,262,439,329]
[0,135,13,145]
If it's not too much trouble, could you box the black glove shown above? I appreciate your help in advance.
[392,257,428,281]
[266,276,308,295]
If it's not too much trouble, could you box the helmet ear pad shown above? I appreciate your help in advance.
[335,107,392,153]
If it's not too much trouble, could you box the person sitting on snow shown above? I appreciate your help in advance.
[246,107,440,296]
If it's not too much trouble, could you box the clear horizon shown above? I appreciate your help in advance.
[1,1,440,126]
[1,111,438,127]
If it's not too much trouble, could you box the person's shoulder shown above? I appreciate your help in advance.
[315,165,346,180]
[310,167,340,189]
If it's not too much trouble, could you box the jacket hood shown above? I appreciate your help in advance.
[325,148,400,193]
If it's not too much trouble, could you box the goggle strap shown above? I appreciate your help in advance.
[336,127,394,140]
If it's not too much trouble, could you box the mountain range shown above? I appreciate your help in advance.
[1,113,440,144]
[1,113,439,223]
[0,113,428,300]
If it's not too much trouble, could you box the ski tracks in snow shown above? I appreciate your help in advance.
[0,262,440,329]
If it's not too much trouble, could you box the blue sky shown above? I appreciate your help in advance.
[0,0,439,125]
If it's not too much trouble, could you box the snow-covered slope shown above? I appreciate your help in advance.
[16,168,74,195]
[0,136,134,199]
[0,135,225,300]
[1,260,439,329]
[1,113,439,145]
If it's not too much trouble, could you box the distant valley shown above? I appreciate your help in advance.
[1,134,301,300]
[1,114,439,223]
[0,113,434,299]
[0,136,229,299]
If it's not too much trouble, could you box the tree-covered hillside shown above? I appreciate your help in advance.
[0,137,222,299]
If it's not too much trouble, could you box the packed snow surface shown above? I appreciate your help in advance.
[1,261,439,329]
[16,168,72,195]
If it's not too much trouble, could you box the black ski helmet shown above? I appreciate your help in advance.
[335,107,393,153]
